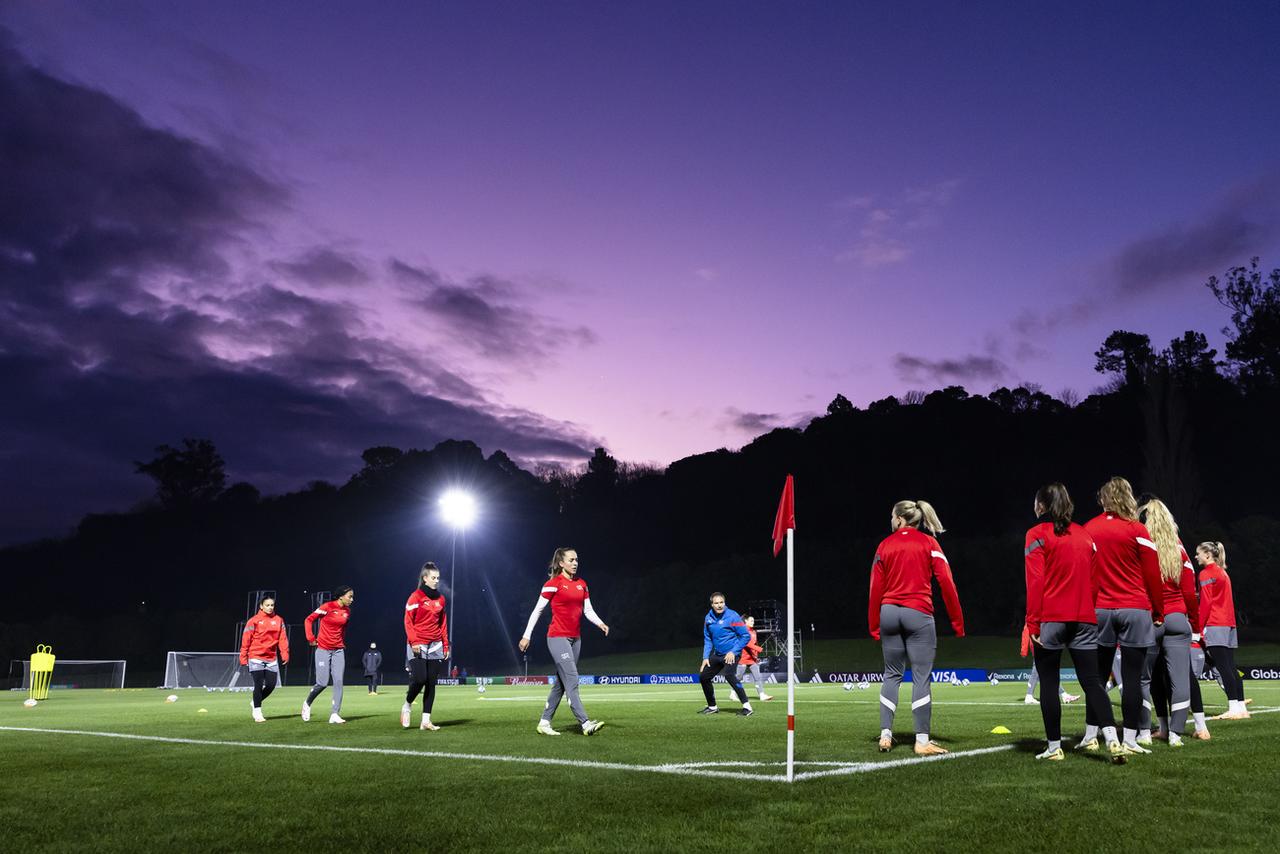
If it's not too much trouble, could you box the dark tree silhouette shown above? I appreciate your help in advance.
[134,438,227,506]
[1207,257,1280,385]
[826,393,855,415]
[1161,330,1218,385]
[1094,330,1155,386]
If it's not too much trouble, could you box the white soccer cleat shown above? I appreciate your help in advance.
[420,717,440,731]
[401,704,411,729]
[1062,692,1080,704]
[536,720,560,736]
[1136,735,1153,747]
[581,719,605,735]
[1024,696,1039,705]
[252,707,266,723]
[328,713,346,724]
[1120,741,1151,755]
[301,702,311,722]
[760,693,775,702]
[1035,746,1065,761]
[1074,737,1099,752]
[1168,732,1184,747]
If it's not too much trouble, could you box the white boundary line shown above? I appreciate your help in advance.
[0,725,1015,783]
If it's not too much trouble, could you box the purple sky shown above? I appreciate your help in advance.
[2,2,1279,543]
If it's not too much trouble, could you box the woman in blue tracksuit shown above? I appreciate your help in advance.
[698,592,754,716]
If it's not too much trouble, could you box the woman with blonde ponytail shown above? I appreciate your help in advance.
[1136,499,1199,745]
[1195,542,1249,720]
[868,500,964,756]
[1082,477,1164,755]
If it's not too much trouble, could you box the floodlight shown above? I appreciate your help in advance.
[439,489,478,530]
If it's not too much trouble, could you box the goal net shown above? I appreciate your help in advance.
[163,651,287,689]
[11,659,126,690]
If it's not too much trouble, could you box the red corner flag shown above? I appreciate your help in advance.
[772,474,795,556]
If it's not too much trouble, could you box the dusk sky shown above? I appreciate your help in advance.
[2,1,1279,544]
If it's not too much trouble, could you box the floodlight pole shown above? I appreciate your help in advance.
[448,530,458,655]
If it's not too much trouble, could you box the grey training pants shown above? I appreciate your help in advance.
[879,604,937,734]
[311,647,345,714]
[736,662,767,697]
[542,636,589,725]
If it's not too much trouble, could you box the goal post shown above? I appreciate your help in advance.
[163,651,288,689]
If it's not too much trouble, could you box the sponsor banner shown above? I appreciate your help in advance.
[1247,667,1280,680]
[504,675,550,686]
[595,674,643,685]
[903,668,988,683]
[988,669,1032,683]
[646,673,699,684]
[577,675,596,685]
[435,677,464,687]
[826,672,885,683]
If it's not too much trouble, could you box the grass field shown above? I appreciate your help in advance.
[3,677,1278,852]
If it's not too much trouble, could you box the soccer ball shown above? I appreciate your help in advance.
[843,682,854,692]
[858,681,870,690]
[165,694,179,703]
[23,698,37,708]
[477,684,486,694]
[961,678,971,686]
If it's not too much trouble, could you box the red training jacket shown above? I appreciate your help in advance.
[1196,563,1236,632]
[1082,513,1163,619]
[239,610,290,665]
[404,588,449,656]
[1023,520,1098,637]
[304,601,350,650]
[739,626,763,666]
[868,527,964,640]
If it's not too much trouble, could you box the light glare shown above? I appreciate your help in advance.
[439,489,478,530]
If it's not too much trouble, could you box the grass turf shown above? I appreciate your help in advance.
[2,679,1278,852]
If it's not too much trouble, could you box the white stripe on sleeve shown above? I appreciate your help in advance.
[582,597,605,629]
[405,603,419,611]
[522,595,550,640]
[930,550,948,562]
[540,586,558,594]
[1136,537,1157,551]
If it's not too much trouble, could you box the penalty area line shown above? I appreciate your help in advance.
[792,744,1018,780]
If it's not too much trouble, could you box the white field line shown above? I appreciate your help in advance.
[0,725,1015,783]
[481,696,1038,706]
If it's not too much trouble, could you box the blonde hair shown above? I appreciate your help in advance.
[1138,498,1182,583]
[1097,476,1138,520]
[1197,541,1227,568]
[892,500,945,536]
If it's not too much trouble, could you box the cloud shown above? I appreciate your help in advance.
[694,267,719,282]
[834,178,963,268]
[391,260,598,362]
[0,35,599,544]
[722,408,787,434]
[1013,171,1280,336]
[892,353,1010,385]
[269,248,368,286]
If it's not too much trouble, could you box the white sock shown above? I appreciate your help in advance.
[1102,726,1119,745]
[423,713,431,723]
[1193,712,1207,731]
[1169,732,1183,746]
[1139,728,1151,740]
[402,703,410,712]
[1082,724,1099,742]
[1123,727,1137,745]
[1046,739,1061,753]
[707,705,718,710]
[742,701,753,711]
[880,728,893,740]
[915,733,929,746]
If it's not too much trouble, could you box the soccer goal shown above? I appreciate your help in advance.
[9,659,126,690]
[164,651,286,689]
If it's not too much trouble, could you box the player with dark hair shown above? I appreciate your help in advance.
[519,548,608,736]
[1024,483,1125,763]
[239,596,289,722]
[699,593,754,715]
[403,562,449,730]
[303,586,354,724]
[736,615,774,702]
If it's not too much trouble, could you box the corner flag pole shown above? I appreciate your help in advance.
[772,474,797,784]
[786,525,795,783]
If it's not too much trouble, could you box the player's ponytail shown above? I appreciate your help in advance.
[1035,482,1074,536]
[892,500,945,535]
[1137,498,1183,583]
[547,547,574,579]
[1197,541,1227,568]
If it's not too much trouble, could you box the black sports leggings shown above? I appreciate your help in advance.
[251,669,278,708]
[406,658,446,712]
[1034,642,1114,741]
[1092,645,1146,730]
[1207,646,1245,702]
